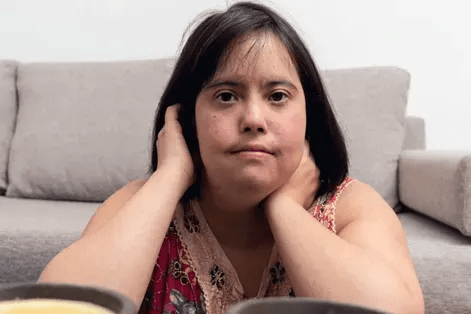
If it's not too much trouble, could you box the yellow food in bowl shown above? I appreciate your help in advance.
[0,299,115,314]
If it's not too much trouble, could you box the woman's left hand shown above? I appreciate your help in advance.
[264,141,321,210]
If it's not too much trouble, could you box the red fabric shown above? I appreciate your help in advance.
[139,227,204,314]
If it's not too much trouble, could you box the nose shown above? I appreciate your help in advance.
[240,98,268,134]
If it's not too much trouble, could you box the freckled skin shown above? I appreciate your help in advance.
[195,32,307,205]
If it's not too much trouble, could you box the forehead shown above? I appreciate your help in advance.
[213,32,299,81]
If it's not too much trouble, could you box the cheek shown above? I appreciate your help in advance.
[278,110,306,147]
[195,112,229,156]
[275,109,306,171]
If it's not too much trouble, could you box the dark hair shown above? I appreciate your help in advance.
[149,1,349,205]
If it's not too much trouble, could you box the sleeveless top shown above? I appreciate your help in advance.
[138,177,355,314]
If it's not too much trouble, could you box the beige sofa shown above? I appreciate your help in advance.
[1,59,470,313]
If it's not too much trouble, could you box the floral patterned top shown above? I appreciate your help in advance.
[138,177,355,314]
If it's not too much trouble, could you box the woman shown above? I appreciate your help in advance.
[39,2,424,314]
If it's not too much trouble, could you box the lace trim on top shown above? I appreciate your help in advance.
[171,176,355,314]
[312,176,355,234]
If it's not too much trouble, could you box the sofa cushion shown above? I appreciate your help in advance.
[0,196,97,283]
[398,211,471,314]
[0,60,18,194]
[7,59,174,202]
[322,67,410,210]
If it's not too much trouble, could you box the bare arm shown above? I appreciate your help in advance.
[38,166,186,308]
[264,181,424,314]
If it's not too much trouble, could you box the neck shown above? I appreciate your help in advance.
[198,183,273,250]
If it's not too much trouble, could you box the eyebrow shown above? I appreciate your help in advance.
[203,79,298,91]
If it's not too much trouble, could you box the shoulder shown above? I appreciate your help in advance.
[333,179,410,266]
[334,178,395,234]
[80,179,148,239]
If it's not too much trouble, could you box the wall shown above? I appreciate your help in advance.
[1,0,470,150]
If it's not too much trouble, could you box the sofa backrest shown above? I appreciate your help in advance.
[1,59,416,210]
[6,59,175,202]
[323,66,411,209]
[0,60,18,195]
[403,116,425,151]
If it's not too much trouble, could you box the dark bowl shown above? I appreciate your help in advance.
[226,297,392,314]
[0,283,137,314]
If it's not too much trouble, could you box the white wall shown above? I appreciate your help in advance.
[1,0,470,150]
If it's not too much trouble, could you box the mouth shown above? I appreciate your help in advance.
[231,150,274,159]
[231,144,274,155]
[232,150,272,154]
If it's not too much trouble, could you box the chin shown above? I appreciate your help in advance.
[233,177,280,198]
[204,167,285,198]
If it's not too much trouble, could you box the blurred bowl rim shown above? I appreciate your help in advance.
[225,296,391,314]
[0,282,136,314]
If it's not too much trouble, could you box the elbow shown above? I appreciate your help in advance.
[37,242,85,284]
[405,293,425,314]
[394,302,424,314]
[387,287,425,314]
[37,251,70,283]
[403,279,425,314]
[389,289,424,314]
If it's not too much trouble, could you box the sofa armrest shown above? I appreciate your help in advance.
[398,150,471,236]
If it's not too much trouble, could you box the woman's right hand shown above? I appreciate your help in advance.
[156,104,195,191]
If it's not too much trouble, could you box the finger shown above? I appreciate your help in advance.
[165,104,181,124]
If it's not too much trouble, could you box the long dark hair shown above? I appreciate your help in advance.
[149,1,349,205]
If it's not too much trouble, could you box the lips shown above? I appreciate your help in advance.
[231,144,273,155]
[236,150,271,155]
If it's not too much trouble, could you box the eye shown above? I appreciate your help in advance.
[216,92,237,103]
[269,92,288,103]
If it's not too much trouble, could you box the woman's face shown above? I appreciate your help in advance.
[195,32,306,198]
